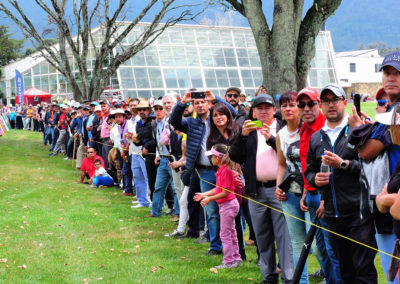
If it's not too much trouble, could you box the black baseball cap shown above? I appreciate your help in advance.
[253,94,275,107]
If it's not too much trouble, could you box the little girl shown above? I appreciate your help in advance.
[194,143,242,269]
[91,159,114,188]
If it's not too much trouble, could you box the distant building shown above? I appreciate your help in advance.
[0,23,338,104]
[335,49,383,98]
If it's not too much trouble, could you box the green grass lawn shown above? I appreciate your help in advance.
[0,129,387,283]
[346,101,378,119]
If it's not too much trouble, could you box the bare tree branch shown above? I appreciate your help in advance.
[296,0,342,79]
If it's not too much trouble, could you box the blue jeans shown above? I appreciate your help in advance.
[376,231,398,284]
[93,176,114,187]
[50,127,59,151]
[198,168,222,252]
[305,192,341,284]
[131,154,151,207]
[122,157,133,193]
[66,136,74,158]
[152,157,173,217]
[282,192,311,284]
[43,126,53,146]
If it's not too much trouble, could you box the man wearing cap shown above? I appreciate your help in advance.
[171,90,236,255]
[44,104,55,147]
[86,101,99,148]
[296,87,340,283]
[100,100,112,169]
[49,105,69,156]
[111,109,132,194]
[127,98,151,208]
[305,84,377,283]
[133,99,157,201]
[24,104,34,131]
[348,51,400,283]
[229,94,293,283]
[150,100,176,216]
[225,87,247,126]
[375,88,389,114]
[49,104,61,152]
[65,110,78,160]
[75,105,90,169]
[91,105,103,155]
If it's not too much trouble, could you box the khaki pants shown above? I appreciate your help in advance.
[76,137,86,169]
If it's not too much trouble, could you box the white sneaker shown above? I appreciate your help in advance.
[131,204,147,209]
[132,200,139,204]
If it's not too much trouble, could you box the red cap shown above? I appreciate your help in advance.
[376,88,386,100]
[296,87,320,102]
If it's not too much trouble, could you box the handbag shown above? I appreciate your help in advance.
[159,123,170,146]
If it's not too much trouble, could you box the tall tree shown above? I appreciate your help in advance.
[0,25,24,72]
[0,1,201,101]
[223,0,342,95]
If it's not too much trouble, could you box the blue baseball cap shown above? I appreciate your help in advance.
[380,51,400,72]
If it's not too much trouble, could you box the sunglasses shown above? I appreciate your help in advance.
[137,108,148,112]
[154,107,163,111]
[297,101,319,109]
[226,93,239,98]
[377,99,389,107]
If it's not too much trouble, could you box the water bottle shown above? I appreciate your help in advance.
[320,154,330,173]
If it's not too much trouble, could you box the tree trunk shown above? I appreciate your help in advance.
[227,0,342,96]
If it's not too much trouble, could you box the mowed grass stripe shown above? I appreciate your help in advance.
[0,127,386,283]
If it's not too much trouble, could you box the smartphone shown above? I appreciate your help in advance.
[353,93,361,117]
[252,120,263,128]
[191,91,206,99]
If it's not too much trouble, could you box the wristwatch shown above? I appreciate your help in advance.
[340,160,348,170]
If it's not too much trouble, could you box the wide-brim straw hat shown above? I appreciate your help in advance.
[133,99,151,109]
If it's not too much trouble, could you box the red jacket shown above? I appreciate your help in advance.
[299,112,326,191]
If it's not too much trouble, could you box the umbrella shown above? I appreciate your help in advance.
[291,218,319,284]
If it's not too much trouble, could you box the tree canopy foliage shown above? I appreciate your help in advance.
[0,25,24,67]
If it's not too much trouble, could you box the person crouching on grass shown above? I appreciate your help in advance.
[90,159,114,188]
[194,144,242,269]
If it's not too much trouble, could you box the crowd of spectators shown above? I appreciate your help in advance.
[3,51,400,283]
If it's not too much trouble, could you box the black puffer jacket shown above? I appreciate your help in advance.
[135,117,156,154]
[305,124,366,218]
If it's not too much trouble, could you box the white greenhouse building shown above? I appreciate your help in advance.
[0,23,338,103]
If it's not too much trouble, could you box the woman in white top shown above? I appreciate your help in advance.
[275,91,312,284]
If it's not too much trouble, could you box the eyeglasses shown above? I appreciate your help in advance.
[226,93,239,98]
[377,99,389,107]
[321,98,343,106]
[154,107,163,111]
[297,101,319,109]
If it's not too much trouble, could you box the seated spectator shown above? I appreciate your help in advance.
[376,88,389,114]
[79,147,105,183]
[91,159,114,188]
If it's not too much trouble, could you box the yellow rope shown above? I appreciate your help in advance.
[194,168,400,261]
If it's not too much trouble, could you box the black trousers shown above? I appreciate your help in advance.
[145,155,157,201]
[235,209,246,261]
[325,214,377,284]
[186,173,202,237]
[16,116,23,129]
